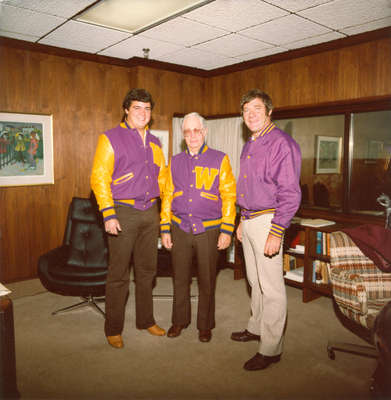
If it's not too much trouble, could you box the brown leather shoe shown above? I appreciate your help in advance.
[243,352,281,371]
[147,324,166,336]
[199,329,212,342]
[107,334,124,349]
[231,329,260,342]
[167,325,187,338]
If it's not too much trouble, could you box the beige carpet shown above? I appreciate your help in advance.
[9,268,377,400]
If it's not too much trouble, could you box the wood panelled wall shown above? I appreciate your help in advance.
[0,47,205,282]
[206,38,391,114]
[1,36,390,282]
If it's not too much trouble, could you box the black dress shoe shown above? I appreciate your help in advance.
[231,329,260,342]
[199,329,212,342]
[167,325,187,338]
[243,353,281,371]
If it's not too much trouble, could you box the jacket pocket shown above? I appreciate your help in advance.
[200,192,218,201]
[113,172,134,185]
[173,191,183,198]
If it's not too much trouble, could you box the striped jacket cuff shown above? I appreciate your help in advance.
[101,206,116,221]
[220,222,235,235]
[160,223,171,234]
[270,223,285,238]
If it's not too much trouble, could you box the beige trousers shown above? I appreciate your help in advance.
[241,213,286,356]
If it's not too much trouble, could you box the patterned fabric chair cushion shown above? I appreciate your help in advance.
[329,231,391,329]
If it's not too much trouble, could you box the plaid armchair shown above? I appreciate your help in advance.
[329,230,391,331]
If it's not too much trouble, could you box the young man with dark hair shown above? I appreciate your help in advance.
[91,88,166,349]
[232,89,301,370]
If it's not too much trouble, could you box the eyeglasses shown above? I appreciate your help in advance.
[183,128,204,137]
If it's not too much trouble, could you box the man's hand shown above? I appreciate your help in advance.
[236,221,243,242]
[105,218,121,236]
[217,232,231,250]
[264,234,282,257]
[161,233,173,250]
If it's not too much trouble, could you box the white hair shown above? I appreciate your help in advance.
[181,112,206,131]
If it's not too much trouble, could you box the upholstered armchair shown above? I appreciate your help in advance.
[38,196,108,317]
[327,229,391,395]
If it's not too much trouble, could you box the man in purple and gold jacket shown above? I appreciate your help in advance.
[161,112,236,343]
[231,89,301,371]
[91,88,166,349]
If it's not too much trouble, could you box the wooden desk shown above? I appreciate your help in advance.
[0,296,19,398]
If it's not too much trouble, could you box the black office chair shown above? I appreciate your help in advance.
[38,196,108,317]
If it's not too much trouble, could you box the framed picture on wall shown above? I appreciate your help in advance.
[151,129,169,164]
[0,112,54,187]
[315,135,342,174]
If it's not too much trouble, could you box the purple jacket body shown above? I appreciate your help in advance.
[237,122,301,237]
[161,144,236,236]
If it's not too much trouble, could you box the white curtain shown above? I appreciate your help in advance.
[171,116,246,178]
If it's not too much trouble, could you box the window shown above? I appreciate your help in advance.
[349,110,391,215]
[275,115,345,211]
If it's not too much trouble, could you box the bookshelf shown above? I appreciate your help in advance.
[231,218,358,303]
[284,222,352,302]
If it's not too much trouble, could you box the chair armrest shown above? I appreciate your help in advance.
[330,268,368,316]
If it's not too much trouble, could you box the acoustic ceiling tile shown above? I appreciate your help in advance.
[0,29,40,42]
[193,33,272,57]
[340,17,391,35]
[141,16,228,47]
[39,20,130,53]
[182,0,288,32]
[240,14,332,45]
[2,0,96,18]
[236,46,287,62]
[0,4,65,37]
[99,35,183,59]
[265,0,333,12]
[283,31,345,50]
[155,47,236,70]
[298,0,391,30]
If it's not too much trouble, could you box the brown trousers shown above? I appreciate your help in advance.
[171,224,220,330]
[104,203,159,336]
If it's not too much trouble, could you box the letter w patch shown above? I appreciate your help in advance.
[194,166,219,190]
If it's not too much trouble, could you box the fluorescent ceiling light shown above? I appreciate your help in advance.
[75,0,213,34]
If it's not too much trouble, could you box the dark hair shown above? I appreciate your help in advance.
[122,88,154,121]
[240,89,273,114]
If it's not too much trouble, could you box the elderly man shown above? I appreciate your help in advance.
[232,89,301,370]
[91,88,167,349]
[161,112,236,342]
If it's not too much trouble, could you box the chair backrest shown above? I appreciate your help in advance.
[329,230,391,328]
[65,197,108,269]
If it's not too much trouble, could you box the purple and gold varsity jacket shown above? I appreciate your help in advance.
[237,121,301,238]
[90,122,166,221]
[160,143,236,235]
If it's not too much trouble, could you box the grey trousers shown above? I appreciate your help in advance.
[241,213,286,356]
[104,203,159,336]
[170,224,220,330]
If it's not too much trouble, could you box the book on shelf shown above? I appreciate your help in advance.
[283,254,297,272]
[288,245,305,254]
[284,266,304,283]
[315,231,331,256]
[312,260,330,284]
[299,218,336,228]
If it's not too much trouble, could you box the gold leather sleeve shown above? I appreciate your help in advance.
[90,134,115,218]
[219,154,237,235]
[160,160,174,233]
[150,140,167,197]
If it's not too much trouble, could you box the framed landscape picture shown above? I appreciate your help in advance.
[0,112,54,187]
[315,135,342,174]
